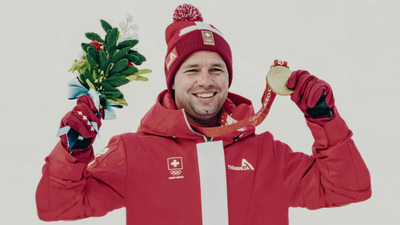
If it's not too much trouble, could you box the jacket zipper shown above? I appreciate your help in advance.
[182,109,214,142]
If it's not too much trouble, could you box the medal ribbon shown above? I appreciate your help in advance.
[194,60,288,137]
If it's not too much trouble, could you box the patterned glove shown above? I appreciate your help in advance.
[59,95,102,151]
[286,70,334,118]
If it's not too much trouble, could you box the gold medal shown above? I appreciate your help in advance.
[266,65,293,96]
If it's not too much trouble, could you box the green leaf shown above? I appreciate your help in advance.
[99,50,108,71]
[116,39,138,49]
[68,59,87,73]
[103,90,123,99]
[108,72,121,78]
[136,69,152,75]
[125,74,148,82]
[111,47,131,63]
[79,74,87,86]
[108,98,128,106]
[120,65,138,75]
[85,32,104,42]
[109,58,128,74]
[137,54,146,65]
[129,50,146,65]
[103,76,129,87]
[81,43,91,53]
[100,19,112,32]
[83,68,95,85]
[125,53,140,64]
[100,82,119,92]
[105,63,112,77]
[105,28,119,52]
[135,75,148,81]
[86,79,96,90]
[87,46,99,62]
[86,53,98,70]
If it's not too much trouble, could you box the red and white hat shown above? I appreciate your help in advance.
[164,4,233,93]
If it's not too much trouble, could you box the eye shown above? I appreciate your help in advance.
[185,69,198,73]
[211,67,223,73]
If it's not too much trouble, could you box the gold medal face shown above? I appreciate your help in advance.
[266,66,293,96]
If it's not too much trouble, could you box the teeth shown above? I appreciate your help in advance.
[196,93,214,98]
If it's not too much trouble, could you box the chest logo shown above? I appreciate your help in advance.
[228,159,255,171]
[167,157,184,179]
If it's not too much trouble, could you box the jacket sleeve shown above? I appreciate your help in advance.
[36,135,127,221]
[274,108,371,209]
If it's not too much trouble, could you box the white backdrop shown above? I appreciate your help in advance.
[1,0,399,224]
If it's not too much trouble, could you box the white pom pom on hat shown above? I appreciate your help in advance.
[164,4,232,93]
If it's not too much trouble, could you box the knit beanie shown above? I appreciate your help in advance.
[164,4,233,93]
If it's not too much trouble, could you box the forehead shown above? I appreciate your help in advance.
[180,51,226,67]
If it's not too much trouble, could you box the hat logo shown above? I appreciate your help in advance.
[201,30,215,46]
[166,47,178,71]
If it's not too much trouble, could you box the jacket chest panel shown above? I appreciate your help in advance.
[124,138,203,224]
[224,137,290,224]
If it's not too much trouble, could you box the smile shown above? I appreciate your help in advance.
[194,92,216,98]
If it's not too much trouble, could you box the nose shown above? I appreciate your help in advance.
[196,69,214,87]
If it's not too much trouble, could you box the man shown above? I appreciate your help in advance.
[36,4,371,225]
[173,51,229,126]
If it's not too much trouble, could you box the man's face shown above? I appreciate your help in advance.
[173,51,229,125]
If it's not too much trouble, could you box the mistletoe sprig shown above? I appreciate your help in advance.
[68,16,151,109]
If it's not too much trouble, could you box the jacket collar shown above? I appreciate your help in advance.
[137,90,256,146]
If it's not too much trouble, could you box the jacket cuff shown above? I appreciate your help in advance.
[305,107,351,150]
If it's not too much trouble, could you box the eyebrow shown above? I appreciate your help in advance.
[183,63,225,68]
[184,64,200,68]
[211,63,225,67]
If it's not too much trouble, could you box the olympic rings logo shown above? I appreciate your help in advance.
[170,170,182,176]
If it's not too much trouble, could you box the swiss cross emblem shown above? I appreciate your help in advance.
[168,157,183,170]
[201,30,215,46]
[167,157,184,179]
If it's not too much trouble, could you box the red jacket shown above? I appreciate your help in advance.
[36,90,371,225]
